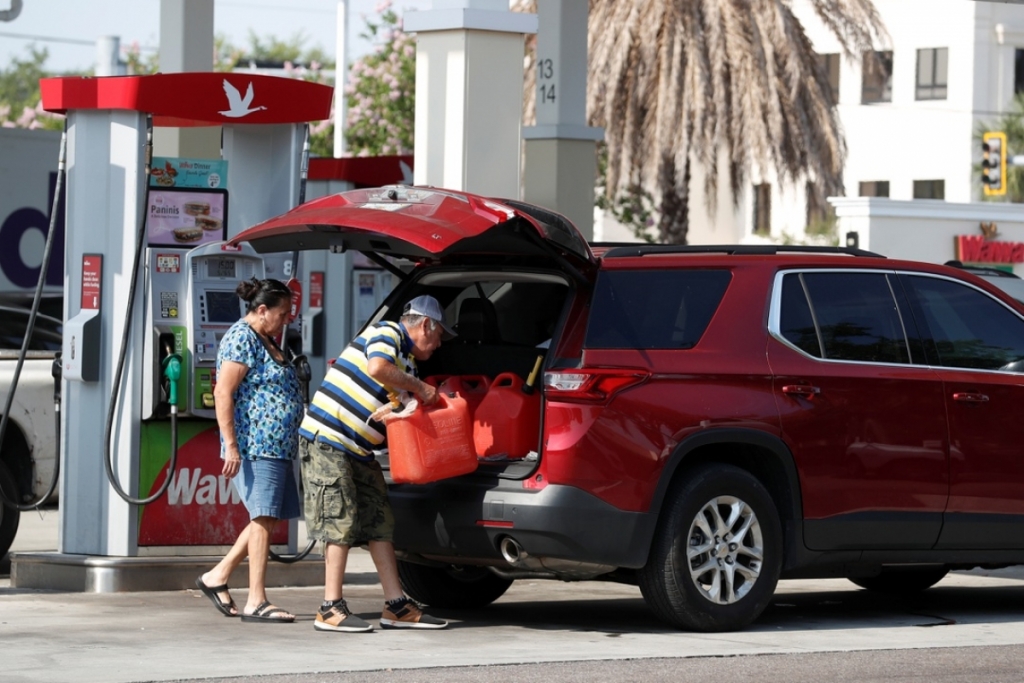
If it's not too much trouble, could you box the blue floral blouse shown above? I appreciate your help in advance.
[217,320,304,461]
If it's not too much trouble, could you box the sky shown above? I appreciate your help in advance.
[0,0,432,75]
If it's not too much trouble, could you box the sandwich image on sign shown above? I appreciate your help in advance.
[183,201,211,216]
[196,216,222,232]
[173,226,204,243]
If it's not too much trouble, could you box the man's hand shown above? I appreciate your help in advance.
[368,357,438,406]
[418,381,439,407]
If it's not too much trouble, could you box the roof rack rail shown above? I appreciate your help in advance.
[598,244,886,259]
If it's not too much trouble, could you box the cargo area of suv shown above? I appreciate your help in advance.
[232,185,1024,632]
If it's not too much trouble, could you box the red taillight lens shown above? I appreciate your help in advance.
[543,369,649,403]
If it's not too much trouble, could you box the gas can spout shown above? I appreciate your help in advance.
[387,389,405,411]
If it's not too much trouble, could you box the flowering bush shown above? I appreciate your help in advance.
[0,47,64,131]
[343,1,415,156]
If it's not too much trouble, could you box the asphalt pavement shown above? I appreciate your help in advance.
[4,509,1024,683]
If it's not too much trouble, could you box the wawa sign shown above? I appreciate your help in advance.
[955,222,1024,265]
[138,423,287,546]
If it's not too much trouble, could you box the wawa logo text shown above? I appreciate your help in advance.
[166,468,242,506]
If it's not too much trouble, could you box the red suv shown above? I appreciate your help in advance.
[233,186,1024,632]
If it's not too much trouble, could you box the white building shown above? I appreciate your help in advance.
[596,0,1024,251]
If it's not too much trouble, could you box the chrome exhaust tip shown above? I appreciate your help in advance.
[499,536,524,564]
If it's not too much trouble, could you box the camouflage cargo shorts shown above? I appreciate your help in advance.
[299,437,395,546]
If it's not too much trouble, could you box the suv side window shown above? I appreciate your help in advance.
[586,270,731,349]
[782,271,910,364]
[902,274,1024,372]
[780,274,822,357]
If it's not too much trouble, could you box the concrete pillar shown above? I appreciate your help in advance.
[221,125,305,239]
[95,36,125,77]
[154,0,219,158]
[405,0,537,198]
[522,0,603,239]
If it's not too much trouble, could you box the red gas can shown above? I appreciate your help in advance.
[472,372,541,459]
[387,393,478,484]
[437,375,490,418]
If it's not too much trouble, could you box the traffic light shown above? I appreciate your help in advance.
[982,131,1007,196]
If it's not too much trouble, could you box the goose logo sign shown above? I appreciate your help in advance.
[219,80,267,118]
[40,73,332,128]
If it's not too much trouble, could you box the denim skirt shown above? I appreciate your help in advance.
[233,457,302,521]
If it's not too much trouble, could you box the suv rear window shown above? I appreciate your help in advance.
[780,271,909,364]
[586,270,731,349]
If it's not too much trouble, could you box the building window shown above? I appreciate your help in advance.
[859,181,890,198]
[1016,49,1024,94]
[862,51,893,104]
[815,53,841,104]
[916,48,948,100]
[753,183,772,235]
[913,179,945,199]
[806,181,836,235]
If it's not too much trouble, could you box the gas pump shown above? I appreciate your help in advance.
[135,239,278,549]
[11,73,332,590]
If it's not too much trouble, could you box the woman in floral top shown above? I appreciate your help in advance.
[196,277,304,623]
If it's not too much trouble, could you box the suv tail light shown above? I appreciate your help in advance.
[543,368,650,403]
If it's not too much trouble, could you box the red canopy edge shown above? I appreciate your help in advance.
[307,156,414,186]
[40,73,333,127]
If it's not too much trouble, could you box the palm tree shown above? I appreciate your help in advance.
[518,0,887,244]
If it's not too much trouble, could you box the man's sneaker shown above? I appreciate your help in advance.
[314,599,373,633]
[380,597,448,630]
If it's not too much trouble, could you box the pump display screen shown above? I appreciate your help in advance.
[205,291,242,324]
[208,258,236,279]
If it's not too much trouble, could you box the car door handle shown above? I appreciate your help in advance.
[782,384,821,398]
[953,392,989,403]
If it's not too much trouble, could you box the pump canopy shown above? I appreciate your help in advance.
[41,72,333,127]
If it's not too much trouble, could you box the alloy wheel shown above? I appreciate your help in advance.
[686,495,764,604]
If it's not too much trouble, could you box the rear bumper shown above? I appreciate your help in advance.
[387,477,656,569]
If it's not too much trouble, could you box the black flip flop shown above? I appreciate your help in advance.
[195,576,238,618]
[241,600,295,624]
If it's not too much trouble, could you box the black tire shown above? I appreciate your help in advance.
[0,460,22,561]
[849,567,950,594]
[639,463,783,632]
[397,560,513,608]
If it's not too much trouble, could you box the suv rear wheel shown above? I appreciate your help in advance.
[0,460,21,560]
[639,463,782,631]
[397,561,514,608]
[849,567,950,594]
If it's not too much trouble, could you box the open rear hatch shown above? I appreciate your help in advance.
[228,185,595,279]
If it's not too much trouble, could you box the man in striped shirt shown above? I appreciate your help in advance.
[298,295,453,632]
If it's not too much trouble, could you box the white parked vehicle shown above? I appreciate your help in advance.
[0,303,61,559]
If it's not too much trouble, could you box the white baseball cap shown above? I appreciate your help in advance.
[403,295,457,339]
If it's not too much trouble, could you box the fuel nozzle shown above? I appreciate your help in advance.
[162,353,182,407]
